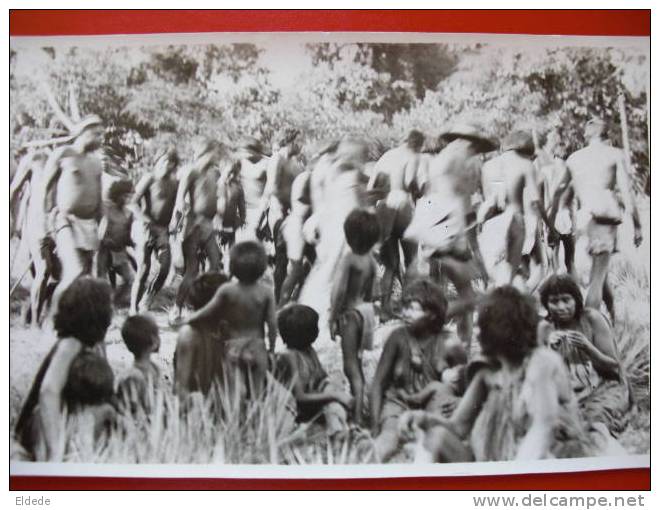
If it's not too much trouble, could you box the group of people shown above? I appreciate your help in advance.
[10,111,643,463]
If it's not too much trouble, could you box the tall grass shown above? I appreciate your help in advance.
[60,375,376,464]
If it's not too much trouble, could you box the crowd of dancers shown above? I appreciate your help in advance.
[10,112,643,463]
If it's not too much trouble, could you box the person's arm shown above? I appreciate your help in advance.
[548,160,572,228]
[615,149,642,246]
[130,173,154,224]
[328,255,351,337]
[258,152,280,215]
[169,167,193,233]
[515,349,567,460]
[265,288,277,354]
[525,160,554,231]
[173,325,196,398]
[574,310,620,378]
[363,257,377,303]
[186,287,223,327]
[38,337,82,461]
[369,334,399,435]
[282,353,353,409]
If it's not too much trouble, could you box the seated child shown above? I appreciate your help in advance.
[329,208,380,423]
[117,314,162,415]
[62,350,118,442]
[275,304,353,437]
[187,241,277,400]
[369,278,467,462]
[174,271,230,397]
[14,277,114,460]
[98,179,135,305]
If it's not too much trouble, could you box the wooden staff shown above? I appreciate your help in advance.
[617,93,634,177]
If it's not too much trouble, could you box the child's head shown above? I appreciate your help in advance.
[229,241,268,283]
[187,271,229,310]
[343,208,381,255]
[539,274,584,323]
[477,285,539,364]
[63,351,115,410]
[121,314,160,358]
[406,129,425,152]
[401,279,448,336]
[278,304,319,350]
[108,179,134,206]
[54,277,113,347]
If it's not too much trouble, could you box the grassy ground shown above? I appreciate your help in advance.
[9,200,650,463]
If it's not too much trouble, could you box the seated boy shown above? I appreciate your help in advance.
[98,179,135,305]
[370,278,467,461]
[275,304,353,437]
[117,314,162,415]
[187,241,277,400]
[329,208,380,423]
[174,271,229,398]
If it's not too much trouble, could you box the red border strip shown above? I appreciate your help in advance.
[10,9,650,37]
[8,9,650,491]
[9,468,652,490]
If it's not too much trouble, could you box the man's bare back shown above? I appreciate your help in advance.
[144,177,178,226]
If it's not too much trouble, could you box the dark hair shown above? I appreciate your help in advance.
[343,208,380,255]
[229,241,268,283]
[63,350,115,410]
[108,179,134,203]
[278,304,319,349]
[406,130,425,151]
[539,274,584,319]
[187,271,229,310]
[54,277,113,347]
[402,279,448,334]
[121,314,159,357]
[477,286,539,364]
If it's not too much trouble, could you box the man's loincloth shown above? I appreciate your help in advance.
[338,302,377,356]
[54,211,100,251]
[184,214,215,245]
[146,223,170,252]
[377,190,414,242]
[225,337,268,367]
[585,216,619,255]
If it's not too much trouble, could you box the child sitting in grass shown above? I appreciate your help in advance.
[275,304,353,437]
[329,208,380,424]
[117,314,162,415]
[174,271,229,398]
[187,240,277,400]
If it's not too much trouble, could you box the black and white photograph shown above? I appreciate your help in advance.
[9,30,650,475]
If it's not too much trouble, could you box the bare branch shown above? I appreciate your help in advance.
[68,82,81,122]
[40,82,74,132]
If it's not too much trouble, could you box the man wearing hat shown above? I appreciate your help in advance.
[169,138,224,320]
[404,122,497,347]
[367,129,425,317]
[550,116,642,318]
[40,114,105,309]
[477,130,548,289]
[129,147,180,313]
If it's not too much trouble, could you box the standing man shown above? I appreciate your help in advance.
[368,130,425,317]
[551,117,642,317]
[257,128,303,300]
[129,147,180,313]
[477,131,550,289]
[40,115,105,308]
[404,123,497,347]
[169,139,223,320]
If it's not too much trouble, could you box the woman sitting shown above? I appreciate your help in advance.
[538,274,631,435]
[400,285,617,463]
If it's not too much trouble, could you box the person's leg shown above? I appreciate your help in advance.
[339,312,365,425]
[602,276,616,324]
[49,227,86,315]
[130,242,152,314]
[422,425,474,463]
[374,415,402,462]
[203,233,222,272]
[563,234,577,277]
[379,237,399,316]
[502,211,525,286]
[272,219,288,302]
[175,230,200,312]
[244,339,269,399]
[278,259,304,307]
[29,260,48,328]
[442,258,476,349]
[115,251,135,306]
[586,252,610,312]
